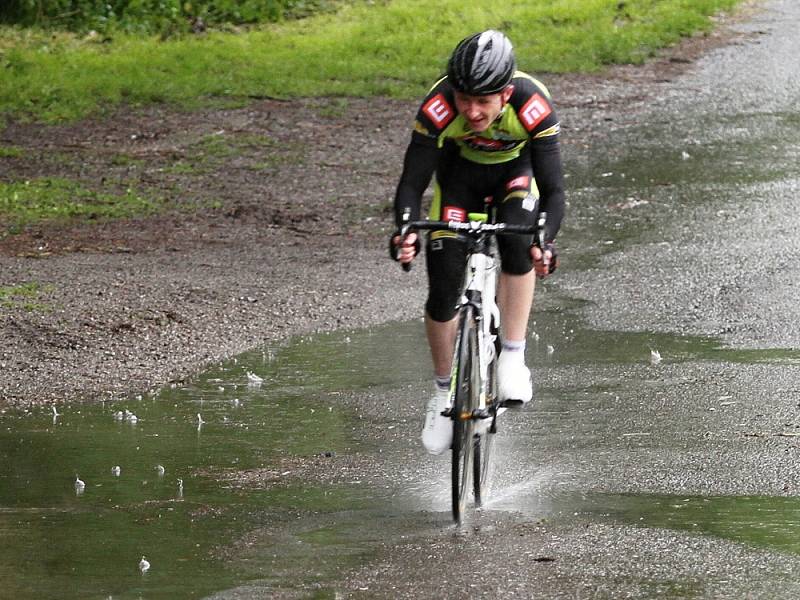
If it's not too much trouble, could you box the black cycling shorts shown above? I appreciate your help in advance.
[425,150,538,323]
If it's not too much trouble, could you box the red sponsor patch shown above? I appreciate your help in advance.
[465,136,504,150]
[506,175,531,191]
[443,206,466,222]
[519,93,552,132]
[422,93,454,130]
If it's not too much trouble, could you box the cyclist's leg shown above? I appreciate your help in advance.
[495,158,537,336]
[425,156,486,379]
[420,159,485,454]
[494,158,537,402]
[425,217,467,379]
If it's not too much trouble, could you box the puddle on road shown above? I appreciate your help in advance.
[2,318,800,598]
[576,493,800,555]
[0,322,435,599]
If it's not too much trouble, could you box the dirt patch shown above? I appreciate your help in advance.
[0,7,762,408]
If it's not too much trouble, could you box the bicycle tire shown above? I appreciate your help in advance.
[473,315,500,506]
[451,307,478,524]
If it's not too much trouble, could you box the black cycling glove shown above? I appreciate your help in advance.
[541,241,558,274]
[388,231,420,262]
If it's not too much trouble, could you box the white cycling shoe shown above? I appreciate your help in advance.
[497,351,533,404]
[421,387,452,455]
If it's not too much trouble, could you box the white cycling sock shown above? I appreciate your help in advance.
[501,339,526,356]
[434,375,450,391]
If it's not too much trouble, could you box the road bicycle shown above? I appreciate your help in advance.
[400,209,546,523]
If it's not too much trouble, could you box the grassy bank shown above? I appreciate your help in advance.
[0,0,747,124]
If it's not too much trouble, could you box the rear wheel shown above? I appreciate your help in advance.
[451,308,478,524]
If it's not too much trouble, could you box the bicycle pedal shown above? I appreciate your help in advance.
[473,408,492,420]
[499,399,526,409]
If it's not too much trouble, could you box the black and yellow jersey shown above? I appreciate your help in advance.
[393,71,565,242]
[411,72,561,165]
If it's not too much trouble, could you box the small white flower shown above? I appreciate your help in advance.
[139,556,150,573]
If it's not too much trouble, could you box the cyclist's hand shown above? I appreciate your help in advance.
[390,232,419,264]
[532,242,558,277]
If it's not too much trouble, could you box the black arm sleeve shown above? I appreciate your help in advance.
[393,133,439,228]
[530,135,566,242]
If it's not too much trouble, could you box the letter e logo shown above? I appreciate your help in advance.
[519,94,552,132]
[422,94,454,130]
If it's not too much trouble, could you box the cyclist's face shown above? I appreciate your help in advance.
[454,87,512,132]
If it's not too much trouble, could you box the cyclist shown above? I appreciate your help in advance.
[391,30,566,455]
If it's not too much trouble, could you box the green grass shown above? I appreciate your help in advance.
[162,131,293,174]
[0,177,160,231]
[0,282,49,311]
[0,145,23,158]
[0,0,746,123]
[109,153,145,167]
[0,0,338,35]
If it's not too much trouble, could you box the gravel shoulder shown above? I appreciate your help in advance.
[0,7,759,409]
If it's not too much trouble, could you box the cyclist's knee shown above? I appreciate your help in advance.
[425,235,466,321]
[498,238,534,275]
[426,293,460,322]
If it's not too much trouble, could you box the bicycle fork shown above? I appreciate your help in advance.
[466,250,500,399]
[456,250,501,431]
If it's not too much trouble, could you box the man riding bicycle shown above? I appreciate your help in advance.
[391,30,566,455]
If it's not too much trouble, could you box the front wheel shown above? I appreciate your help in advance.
[474,331,498,507]
[473,425,495,507]
[452,307,479,524]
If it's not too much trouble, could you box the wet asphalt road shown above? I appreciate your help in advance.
[216,1,800,597]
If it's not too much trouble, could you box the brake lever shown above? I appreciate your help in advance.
[400,209,413,272]
[536,211,548,279]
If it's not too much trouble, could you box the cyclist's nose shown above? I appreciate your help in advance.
[464,104,482,120]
